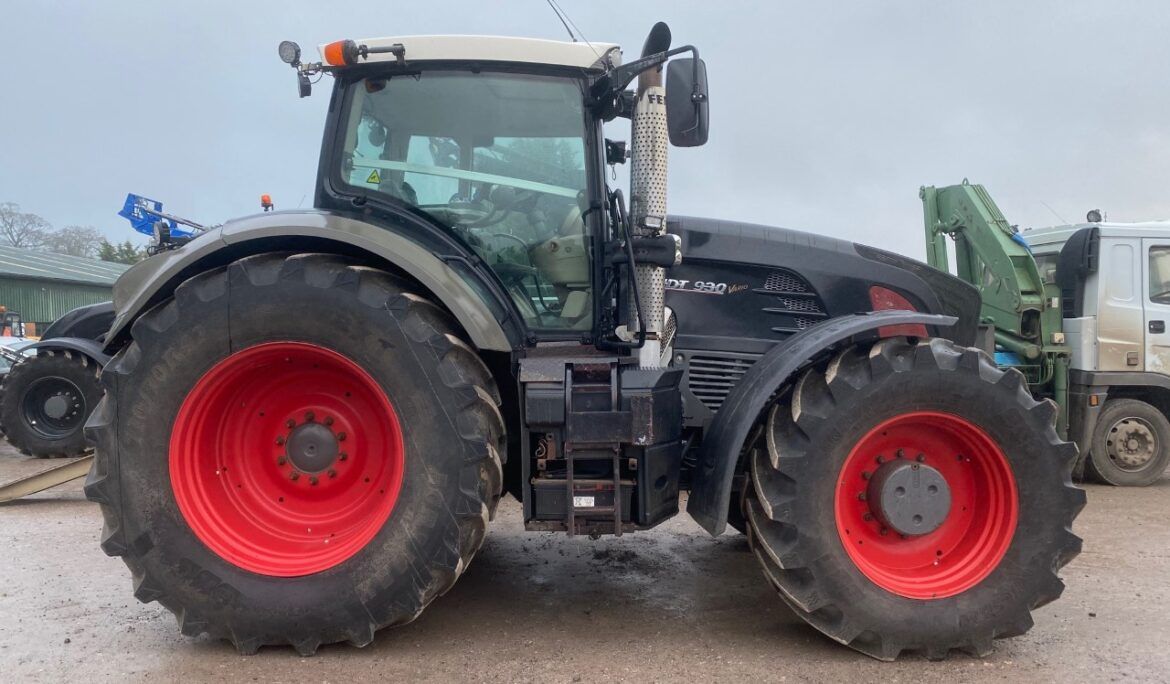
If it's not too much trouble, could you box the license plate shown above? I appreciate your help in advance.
[573,496,595,508]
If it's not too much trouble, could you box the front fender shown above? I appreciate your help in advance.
[104,210,517,353]
[26,337,111,367]
[686,311,958,535]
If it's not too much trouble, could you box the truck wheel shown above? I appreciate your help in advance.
[743,337,1084,660]
[1087,398,1170,486]
[0,350,101,457]
[84,253,505,654]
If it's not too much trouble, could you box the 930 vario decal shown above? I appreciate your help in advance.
[665,279,748,295]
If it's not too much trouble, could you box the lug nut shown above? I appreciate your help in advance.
[290,472,300,481]
[328,469,337,479]
[896,449,905,459]
[916,453,926,463]
[275,436,285,445]
[309,476,318,486]
[305,411,315,422]
[857,492,867,501]
[337,432,347,442]
[863,512,874,521]
[880,527,888,536]
[286,419,296,428]
[339,452,348,462]
[861,471,871,480]
[875,454,885,464]
[324,416,334,426]
[277,456,287,465]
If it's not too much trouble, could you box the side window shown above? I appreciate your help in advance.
[404,137,460,205]
[1149,247,1170,304]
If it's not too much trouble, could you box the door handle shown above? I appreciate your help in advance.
[1151,320,1166,334]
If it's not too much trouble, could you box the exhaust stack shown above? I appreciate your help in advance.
[628,22,673,368]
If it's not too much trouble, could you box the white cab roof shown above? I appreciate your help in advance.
[1024,221,1170,251]
[319,35,621,71]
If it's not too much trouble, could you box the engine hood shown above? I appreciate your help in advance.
[664,216,979,354]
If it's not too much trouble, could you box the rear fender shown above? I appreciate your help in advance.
[686,311,958,535]
[103,210,519,354]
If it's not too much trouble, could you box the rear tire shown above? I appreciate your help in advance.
[85,253,505,654]
[0,350,101,457]
[744,337,1084,660]
[1087,398,1170,486]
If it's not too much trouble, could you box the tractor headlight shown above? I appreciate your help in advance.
[278,40,302,65]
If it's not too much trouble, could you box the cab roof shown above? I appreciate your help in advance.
[1024,221,1170,252]
[318,35,622,71]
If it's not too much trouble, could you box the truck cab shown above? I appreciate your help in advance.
[1024,220,1170,484]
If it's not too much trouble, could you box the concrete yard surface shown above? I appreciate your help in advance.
[0,446,1167,683]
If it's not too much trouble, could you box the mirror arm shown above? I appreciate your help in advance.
[589,45,699,119]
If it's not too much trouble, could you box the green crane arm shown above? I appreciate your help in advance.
[921,180,1070,435]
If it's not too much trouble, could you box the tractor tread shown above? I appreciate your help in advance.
[744,337,1084,661]
[87,253,505,656]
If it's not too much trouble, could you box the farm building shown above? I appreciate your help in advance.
[0,245,129,332]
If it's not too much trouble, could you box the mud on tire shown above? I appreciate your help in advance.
[84,253,505,654]
[743,337,1085,660]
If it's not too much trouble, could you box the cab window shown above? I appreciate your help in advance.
[1149,246,1170,304]
[338,72,592,331]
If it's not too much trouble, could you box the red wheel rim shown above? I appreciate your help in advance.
[170,342,404,577]
[834,411,1018,599]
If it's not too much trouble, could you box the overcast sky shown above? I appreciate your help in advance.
[2,1,1168,258]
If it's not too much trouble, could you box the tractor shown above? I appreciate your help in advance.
[85,24,1084,660]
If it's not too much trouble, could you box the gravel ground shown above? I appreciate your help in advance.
[1,446,1167,683]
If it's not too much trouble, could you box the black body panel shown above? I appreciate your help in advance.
[665,216,978,354]
[41,302,115,342]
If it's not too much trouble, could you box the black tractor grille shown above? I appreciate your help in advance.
[763,271,811,294]
[755,269,827,333]
[687,355,756,411]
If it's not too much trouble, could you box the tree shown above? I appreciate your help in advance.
[0,202,50,249]
[45,224,104,258]
[98,239,148,265]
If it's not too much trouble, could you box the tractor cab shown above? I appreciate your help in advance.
[281,33,707,346]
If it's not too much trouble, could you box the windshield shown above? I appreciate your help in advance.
[337,71,593,331]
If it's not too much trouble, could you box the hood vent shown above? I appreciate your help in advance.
[755,269,827,333]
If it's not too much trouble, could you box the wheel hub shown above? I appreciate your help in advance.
[169,342,404,577]
[43,394,71,420]
[1107,418,1155,468]
[835,411,1018,599]
[867,460,951,536]
[286,422,339,473]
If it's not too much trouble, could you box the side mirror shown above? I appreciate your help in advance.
[666,58,709,147]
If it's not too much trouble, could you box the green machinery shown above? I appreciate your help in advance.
[921,180,1071,435]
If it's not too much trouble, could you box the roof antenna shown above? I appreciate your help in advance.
[546,0,578,42]
[1039,200,1068,225]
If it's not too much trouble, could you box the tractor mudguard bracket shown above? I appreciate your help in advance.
[685,310,958,536]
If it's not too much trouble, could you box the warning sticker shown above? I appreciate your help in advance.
[573,496,595,508]
[366,169,382,184]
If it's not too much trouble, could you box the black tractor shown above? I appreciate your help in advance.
[85,25,1084,660]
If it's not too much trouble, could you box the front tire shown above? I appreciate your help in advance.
[1087,398,1170,486]
[744,337,1084,660]
[85,253,505,654]
[0,350,101,457]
